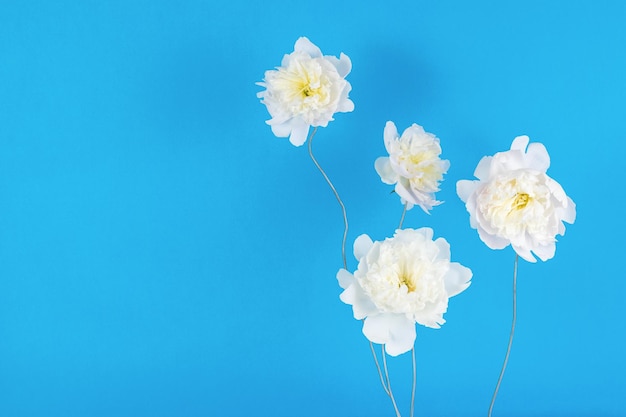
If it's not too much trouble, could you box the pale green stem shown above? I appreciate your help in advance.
[411,347,416,417]
[488,254,519,417]
[402,201,414,417]
[307,127,348,270]
[307,128,406,416]
[382,345,402,417]
[306,128,399,414]
[369,341,390,396]
[398,202,408,230]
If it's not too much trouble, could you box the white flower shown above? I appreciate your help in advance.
[257,37,354,146]
[375,121,450,213]
[337,228,472,356]
[456,136,576,263]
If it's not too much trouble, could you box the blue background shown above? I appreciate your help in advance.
[1,1,624,416]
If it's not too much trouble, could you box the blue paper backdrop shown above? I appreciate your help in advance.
[1,1,624,416]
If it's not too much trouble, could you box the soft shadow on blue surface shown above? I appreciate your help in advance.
[0,1,624,416]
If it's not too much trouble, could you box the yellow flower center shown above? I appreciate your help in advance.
[267,57,334,121]
[300,83,314,97]
[409,153,423,165]
[512,192,530,211]
[399,272,417,292]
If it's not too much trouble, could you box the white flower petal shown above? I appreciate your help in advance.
[385,315,417,357]
[336,95,354,113]
[414,227,434,241]
[433,237,451,261]
[392,228,412,244]
[394,181,417,206]
[340,282,377,320]
[327,52,352,78]
[532,242,556,262]
[473,156,494,181]
[374,157,398,184]
[492,147,526,172]
[512,244,537,263]
[444,263,472,297]
[269,120,292,138]
[476,225,510,249]
[339,282,357,305]
[362,314,389,345]
[413,306,445,329]
[294,36,322,57]
[353,234,374,260]
[400,198,415,211]
[456,180,479,203]
[383,121,399,155]
[288,120,310,146]
[362,314,416,356]
[353,299,378,320]
[562,197,576,224]
[407,123,426,136]
[336,268,354,289]
[525,142,550,172]
[510,135,530,151]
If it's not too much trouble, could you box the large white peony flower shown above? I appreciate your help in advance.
[337,228,472,356]
[375,121,450,213]
[257,37,354,146]
[456,136,576,263]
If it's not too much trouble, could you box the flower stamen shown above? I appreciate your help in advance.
[300,78,314,97]
[511,192,530,211]
[399,272,416,293]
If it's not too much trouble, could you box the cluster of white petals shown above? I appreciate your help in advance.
[375,122,450,213]
[257,37,354,146]
[457,136,576,262]
[337,228,472,356]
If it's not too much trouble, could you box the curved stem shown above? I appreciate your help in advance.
[401,203,414,417]
[398,202,408,230]
[410,347,416,417]
[307,127,349,270]
[488,254,519,417]
[369,342,390,395]
[382,345,402,417]
[307,129,399,414]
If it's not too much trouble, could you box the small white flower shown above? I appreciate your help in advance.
[257,37,354,146]
[375,122,450,213]
[337,228,472,356]
[457,136,576,263]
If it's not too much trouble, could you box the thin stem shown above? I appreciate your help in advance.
[410,347,416,417]
[488,254,519,417]
[307,127,349,270]
[398,202,408,230]
[401,205,415,417]
[382,345,402,417]
[307,129,399,414]
[369,342,390,395]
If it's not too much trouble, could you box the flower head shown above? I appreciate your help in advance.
[257,37,354,146]
[375,122,450,213]
[457,136,576,263]
[337,228,472,356]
